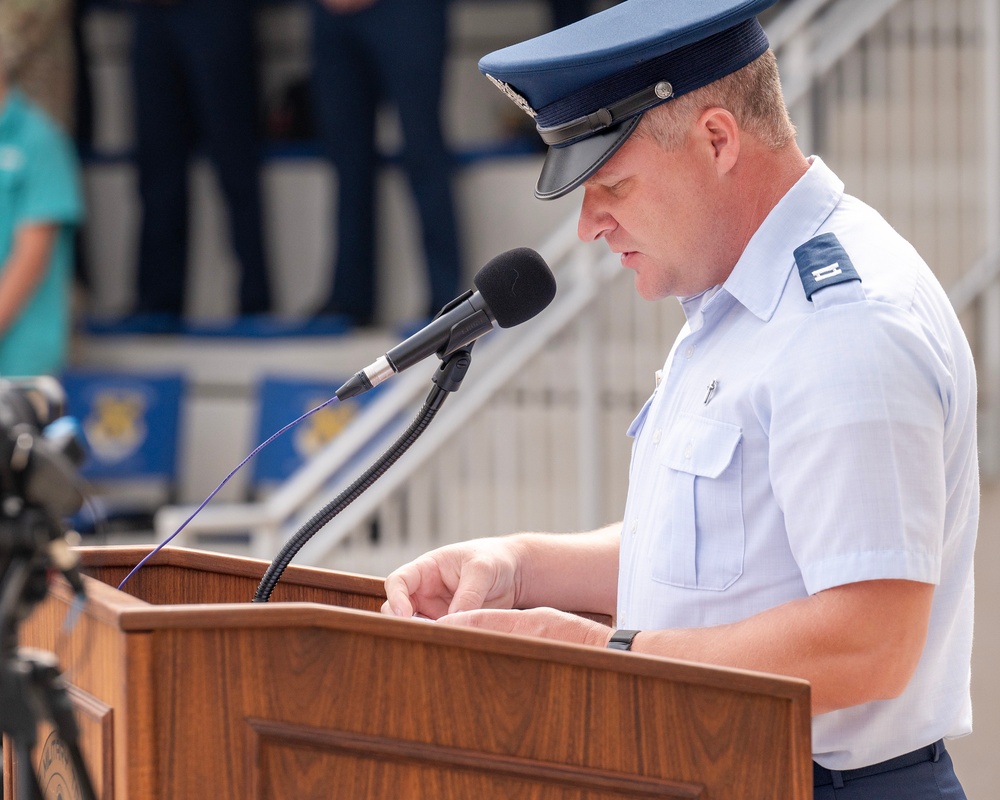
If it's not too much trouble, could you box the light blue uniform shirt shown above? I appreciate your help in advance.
[617,157,978,770]
[0,89,83,377]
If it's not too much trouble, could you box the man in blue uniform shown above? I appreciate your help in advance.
[381,1,977,797]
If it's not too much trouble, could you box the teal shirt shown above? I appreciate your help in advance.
[0,88,83,376]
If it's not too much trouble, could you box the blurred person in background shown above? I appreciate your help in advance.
[0,0,76,133]
[308,0,462,327]
[1,0,91,322]
[548,0,605,29]
[0,36,83,376]
[124,0,272,329]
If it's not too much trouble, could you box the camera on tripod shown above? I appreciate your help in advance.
[0,376,97,800]
[0,377,85,508]
[0,376,86,601]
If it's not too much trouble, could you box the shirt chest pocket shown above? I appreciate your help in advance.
[652,414,745,591]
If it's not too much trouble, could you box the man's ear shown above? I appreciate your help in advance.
[696,107,740,175]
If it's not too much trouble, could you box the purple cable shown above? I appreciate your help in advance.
[117,394,341,590]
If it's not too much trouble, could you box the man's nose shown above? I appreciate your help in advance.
[577,188,615,242]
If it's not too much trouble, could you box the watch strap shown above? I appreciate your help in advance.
[607,629,641,651]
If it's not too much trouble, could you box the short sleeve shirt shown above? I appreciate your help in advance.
[616,157,978,770]
[0,88,83,376]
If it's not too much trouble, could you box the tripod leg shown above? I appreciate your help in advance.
[23,651,98,800]
[13,739,45,800]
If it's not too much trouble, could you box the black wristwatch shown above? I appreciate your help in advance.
[607,629,641,651]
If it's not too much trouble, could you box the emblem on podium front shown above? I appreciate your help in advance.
[39,731,83,800]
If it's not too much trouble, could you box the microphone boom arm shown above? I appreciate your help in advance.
[335,293,492,401]
[253,345,476,602]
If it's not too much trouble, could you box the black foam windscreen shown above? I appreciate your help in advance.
[472,247,557,328]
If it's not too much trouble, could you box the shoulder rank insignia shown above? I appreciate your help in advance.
[793,232,861,301]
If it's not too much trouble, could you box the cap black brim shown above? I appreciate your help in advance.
[535,115,643,200]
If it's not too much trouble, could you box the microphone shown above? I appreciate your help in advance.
[336,247,556,400]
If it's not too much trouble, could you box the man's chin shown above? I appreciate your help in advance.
[631,275,673,303]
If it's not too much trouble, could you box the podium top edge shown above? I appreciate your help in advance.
[75,544,386,593]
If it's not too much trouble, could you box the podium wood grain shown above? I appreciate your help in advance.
[3,546,811,799]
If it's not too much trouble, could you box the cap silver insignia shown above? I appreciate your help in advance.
[485,74,537,118]
[654,81,674,100]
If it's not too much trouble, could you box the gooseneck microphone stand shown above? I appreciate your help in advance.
[253,345,475,603]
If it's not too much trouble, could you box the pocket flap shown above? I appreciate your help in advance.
[663,413,743,478]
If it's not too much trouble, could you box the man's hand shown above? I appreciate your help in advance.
[382,526,621,621]
[438,607,614,648]
[382,537,525,619]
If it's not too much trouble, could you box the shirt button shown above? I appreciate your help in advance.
[685,345,695,359]
[652,429,662,444]
[630,519,638,534]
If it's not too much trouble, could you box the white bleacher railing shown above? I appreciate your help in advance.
[155,0,1000,575]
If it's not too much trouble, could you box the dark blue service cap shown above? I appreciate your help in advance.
[479,0,779,200]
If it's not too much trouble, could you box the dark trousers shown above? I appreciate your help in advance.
[309,0,462,324]
[813,741,967,799]
[548,0,591,28]
[131,0,271,315]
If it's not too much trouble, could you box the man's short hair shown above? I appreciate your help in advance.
[635,50,797,152]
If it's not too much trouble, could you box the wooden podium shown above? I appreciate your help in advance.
[4,546,812,799]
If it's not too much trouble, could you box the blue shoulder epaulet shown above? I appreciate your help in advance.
[793,232,861,301]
